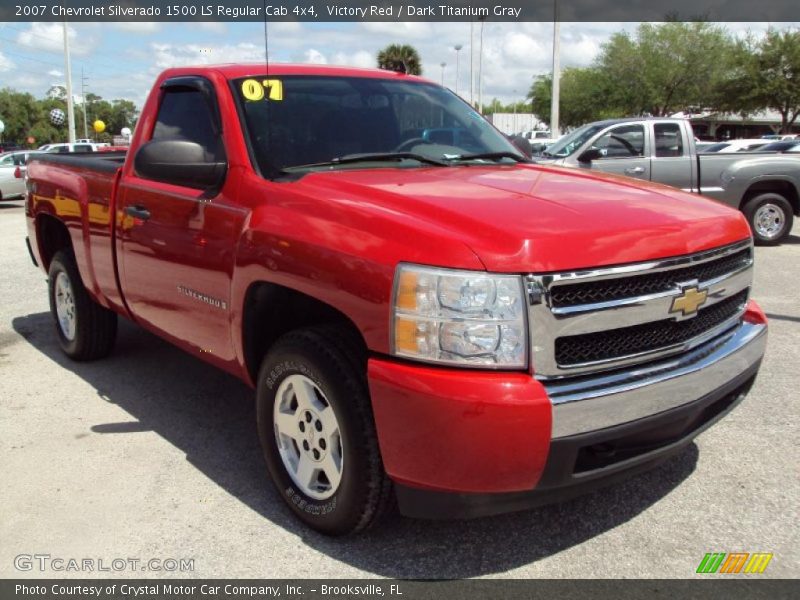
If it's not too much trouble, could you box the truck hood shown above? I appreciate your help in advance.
[297,164,750,273]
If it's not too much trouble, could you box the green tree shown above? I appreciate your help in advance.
[597,22,736,116]
[528,68,620,128]
[377,44,422,75]
[0,89,40,142]
[718,29,800,133]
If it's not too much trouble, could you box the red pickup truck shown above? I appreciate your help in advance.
[25,64,767,535]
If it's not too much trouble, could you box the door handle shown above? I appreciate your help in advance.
[124,205,151,220]
[624,166,645,175]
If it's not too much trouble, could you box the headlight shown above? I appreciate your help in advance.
[391,264,527,368]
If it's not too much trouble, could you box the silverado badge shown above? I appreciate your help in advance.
[670,286,708,317]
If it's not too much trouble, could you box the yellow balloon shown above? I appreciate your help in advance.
[93,120,106,133]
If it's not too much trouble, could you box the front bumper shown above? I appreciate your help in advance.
[368,301,767,518]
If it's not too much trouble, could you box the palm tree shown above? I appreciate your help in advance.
[377,44,423,75]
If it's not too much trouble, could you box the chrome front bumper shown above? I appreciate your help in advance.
[545,320,767,438]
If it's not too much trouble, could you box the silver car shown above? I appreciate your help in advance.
[0,151,42,201]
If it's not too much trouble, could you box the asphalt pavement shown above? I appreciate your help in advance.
[0,198,797,579]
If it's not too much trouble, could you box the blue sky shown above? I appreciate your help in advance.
[0,21,796,109]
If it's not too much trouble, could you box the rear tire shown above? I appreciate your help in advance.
[48,249,117,360]
[742,193,794,245]
[256,325,392,535]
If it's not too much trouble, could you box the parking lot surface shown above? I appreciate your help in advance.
[1,199,798,579]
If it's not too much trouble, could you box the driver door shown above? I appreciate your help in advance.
[117,77,246,362]
[587,124,651,181]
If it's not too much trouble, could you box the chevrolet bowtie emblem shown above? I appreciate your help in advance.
[670,286,708,317]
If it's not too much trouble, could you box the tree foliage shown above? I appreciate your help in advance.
[526,22,772,129]
[596,22,736,116]
[377,44,422,76]
[529,68,620,128]
[717,29,800,133]
[0,87,139,145]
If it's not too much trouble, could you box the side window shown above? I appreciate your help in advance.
[152,89,223,160]
[593,124,645,158]
[74,145,93,153]
[654,123,684,157]
[0,155,14,166]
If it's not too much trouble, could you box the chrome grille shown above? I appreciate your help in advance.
[527,240,754,379]
[555,289,748,366]
[550,248,751,308]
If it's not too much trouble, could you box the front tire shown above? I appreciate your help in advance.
[743,193,794,245]
[48,250,117,360]
[256,326,392,535]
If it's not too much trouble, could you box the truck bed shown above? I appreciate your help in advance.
[27,151,127,313]
[31,151,127,173]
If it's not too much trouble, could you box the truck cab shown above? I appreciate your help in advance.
[538,117,800,244]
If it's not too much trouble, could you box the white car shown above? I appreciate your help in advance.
[40,142,101,153]
[761,134,798,141]
[0,150,43,201]
[700,139,769,153]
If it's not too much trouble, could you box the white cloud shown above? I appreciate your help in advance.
[16,23,96,56]
[331,50,374,69]
[150,42,264,69]
[112,22,162,34]
[0,52,14,72]
[360,22,434,39]
[195,22,228,34]
[48,69,63,77]
[303,49,328,64]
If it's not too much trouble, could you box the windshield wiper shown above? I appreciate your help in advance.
[287,152,449,170]
[443,151,529,163]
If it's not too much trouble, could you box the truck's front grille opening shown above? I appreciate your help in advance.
[572,377,749,474]
[555,289,748,366]
[549,248,751,308]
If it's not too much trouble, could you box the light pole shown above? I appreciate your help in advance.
[477,16,485,112]
[469,22,474,105]
[62,21,76,143]
[81,67,89,139]
[550,0,561,139]
[454,44,463,96]
[440,62,446,86]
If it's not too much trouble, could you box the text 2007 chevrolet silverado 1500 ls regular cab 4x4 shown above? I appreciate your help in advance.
[25,65,767,535]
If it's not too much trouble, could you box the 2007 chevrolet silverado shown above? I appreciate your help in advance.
[25,65,767,535]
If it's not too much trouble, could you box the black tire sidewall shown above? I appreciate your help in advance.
[744,194,793,245]
[256,339,373,535]
[48,251,83,356]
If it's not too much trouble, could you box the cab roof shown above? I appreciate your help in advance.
[161,63,431,83]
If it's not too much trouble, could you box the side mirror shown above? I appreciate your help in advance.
[134,139,226,190]
[578,148,604,163]
[508,135,533,158]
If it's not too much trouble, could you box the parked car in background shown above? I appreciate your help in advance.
[0,150,43,201]
[755,140,800,153]
[701,139,768,153]
[41,142,100,153]
[761,134,798,141]
[0,142,22,154]
[694,141,716,152]
[536,117,800,244]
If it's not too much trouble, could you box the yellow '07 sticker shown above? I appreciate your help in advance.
[241,79,284,101]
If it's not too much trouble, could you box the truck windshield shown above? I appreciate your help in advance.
[543,123,605,158]
[233,75,522,175]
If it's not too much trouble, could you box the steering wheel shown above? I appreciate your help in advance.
[394,137,429,152]
[610,134,639,156]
